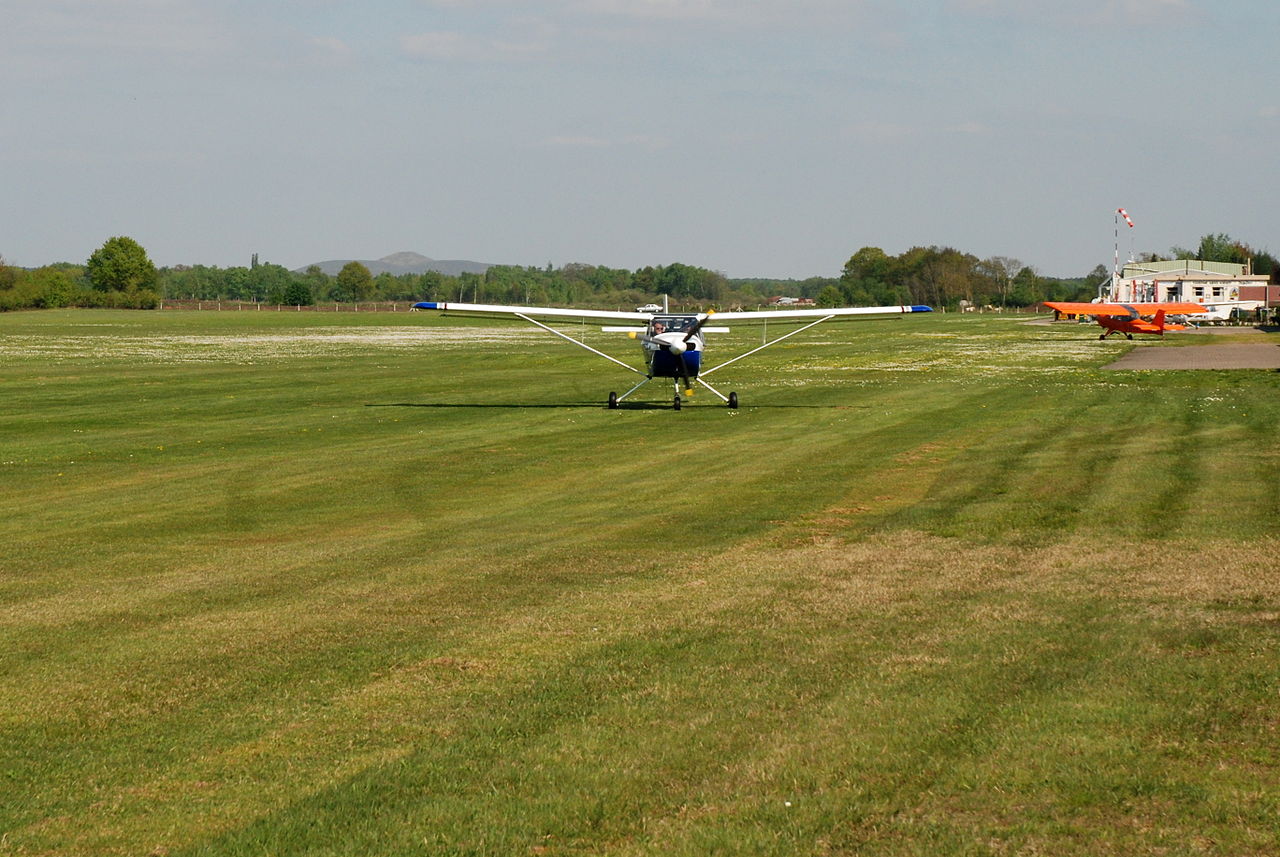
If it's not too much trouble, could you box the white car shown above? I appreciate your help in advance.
[636,303,664,313]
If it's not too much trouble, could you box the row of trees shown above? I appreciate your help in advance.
[3,233,1275,313]
[1165,233,1276,276]
[0,243,753,312]
[159,259,738,308]
[826,247,1101,310]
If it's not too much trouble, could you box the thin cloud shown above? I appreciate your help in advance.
[547,135,611,146]
[3,0,232,56]
[400,30,548,61]
[544,134,670,150]
[572,0,729,21]
[417,0,871,28]
[948,0,1197,27]
[840,120,918,144]
[309,36,352,57]
[949,121,990,136]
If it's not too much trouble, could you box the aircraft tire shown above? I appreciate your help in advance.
[608,391,618,409]
[728,392,739,409]
[673,395,682,411]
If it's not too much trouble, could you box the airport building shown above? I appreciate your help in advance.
[1109,259,1277,308]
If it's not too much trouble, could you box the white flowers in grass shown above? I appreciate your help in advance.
[0,327,548,365]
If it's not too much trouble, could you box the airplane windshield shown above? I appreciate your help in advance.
[651,315,696,333]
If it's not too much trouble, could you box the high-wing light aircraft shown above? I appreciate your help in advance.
[1045,301,1207,340]
[1177,301,1262,324]
[411,301,933,409]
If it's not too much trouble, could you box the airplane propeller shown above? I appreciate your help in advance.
[630,332,693,382]
[629,311,715,394]
[681,310,714,344]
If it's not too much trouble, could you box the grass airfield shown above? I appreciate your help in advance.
[2,308,1279,856]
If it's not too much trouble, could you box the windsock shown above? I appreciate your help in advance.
[1118,208,1135,228]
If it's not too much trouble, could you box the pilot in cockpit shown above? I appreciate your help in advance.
[662,317,693,333]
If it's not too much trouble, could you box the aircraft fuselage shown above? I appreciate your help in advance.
[642,315,704,379]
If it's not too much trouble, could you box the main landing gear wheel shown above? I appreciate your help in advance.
[607,391,618,409]
[673,395,682,411]
[728,392,738,409]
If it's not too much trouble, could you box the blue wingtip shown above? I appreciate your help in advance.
[413,302,440,309]
[911,305,933,313]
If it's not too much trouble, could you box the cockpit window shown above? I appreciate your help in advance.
[651,315,696,333]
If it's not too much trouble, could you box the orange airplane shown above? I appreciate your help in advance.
[1045,301,1207,340]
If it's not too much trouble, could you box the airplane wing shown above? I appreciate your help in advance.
[1045,302,1131,316]
[1130,302,1208,314]
[413,301,933,325]
[708,305,932,323]
[1046,301,1207,317]
[412,301,650,323]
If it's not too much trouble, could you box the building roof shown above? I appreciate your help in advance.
[1121,259,1260,280]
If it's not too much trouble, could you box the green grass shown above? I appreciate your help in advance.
[2,309,1279,855]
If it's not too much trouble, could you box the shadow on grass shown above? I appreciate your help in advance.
[369,401,652,410]
[366,402,851,410]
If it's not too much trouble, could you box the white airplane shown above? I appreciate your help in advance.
[411,300,933,409]
[1183,301,1263,324]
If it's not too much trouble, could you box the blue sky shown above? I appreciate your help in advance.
[3,0,1277,278]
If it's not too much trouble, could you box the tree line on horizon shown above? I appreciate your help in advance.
[1,233,1275,313]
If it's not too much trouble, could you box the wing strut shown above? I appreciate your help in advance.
[701,315,837,377]
[514,313,646,376]
[694,377,730,402]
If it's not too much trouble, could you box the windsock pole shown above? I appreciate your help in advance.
[1114,208,1135,301]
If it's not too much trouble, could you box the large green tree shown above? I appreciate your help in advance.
[333,261,374,302]
[420,270,444,300]
[0,255,16,291]
[86,236,157,293]
[840,247,904,305]
[1008,266,1044,305]
[1195,233,1250,265]
[281,280,313,306]
[975,256,1022,307]
[816,284,844,307]
[249,262,294,302]
[302,265,330,298]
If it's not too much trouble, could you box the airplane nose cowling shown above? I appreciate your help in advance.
[667,340,687,355]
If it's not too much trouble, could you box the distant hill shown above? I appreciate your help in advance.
[296,252,493,277]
